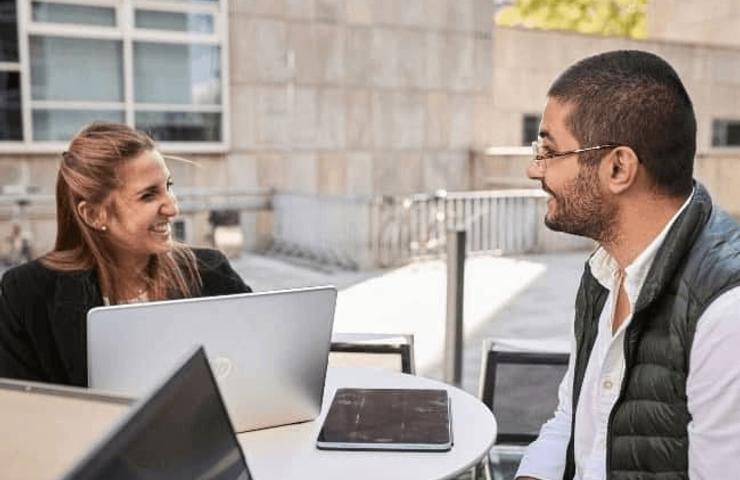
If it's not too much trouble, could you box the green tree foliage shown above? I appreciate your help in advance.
[496,0,647,39]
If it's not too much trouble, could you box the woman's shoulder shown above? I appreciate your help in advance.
[191,247,230,270]
[1,259,92,296]
[2,259,55,287]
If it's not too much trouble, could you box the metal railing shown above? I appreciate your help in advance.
[270,189,573,269]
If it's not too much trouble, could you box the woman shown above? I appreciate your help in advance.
[0,123,250,386]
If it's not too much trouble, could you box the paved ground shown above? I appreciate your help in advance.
[230,251,586,395]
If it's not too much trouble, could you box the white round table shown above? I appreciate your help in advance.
[238,367,497,480]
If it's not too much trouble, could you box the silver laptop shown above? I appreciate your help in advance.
[0,378,132,480]
[87,286,337,433]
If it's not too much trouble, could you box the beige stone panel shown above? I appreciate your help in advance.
[230,17,290,83]
[225,153,260,191]
[345,152,374,195]
[474,36,492,94]
[315,24,345,83]
[391,92,425,149]
[395,0,426,28]
[290,23,344,84]
[285,0,315,19]
[289,87,319,148]
[345,0,373,25]
[0,159,29,188]
[346,89,373,149]
[472,95,495,150]
[371,28,399,88]
[255,86,289,147]
[373,152,423,194]
[425,92,450,149]
[289,23,321,84]
[447,0,474,33]
[316,0,344,22]
[446,34,475,92]
[171,155,229,190]
[345,27,373,85]
[230,84,256,151]
[695,154,740,216]
[285,152,319,194]
[708,49,740,85]
[229,0,285,16]
[423,0,448,30]
[473,0,494,36]
[317,89,347,149]
[27,156,60,193]
[425,32,446,90]
[396,29,427,89]
[448,94,473,150]
[421,152,464,191]
[371,0,396,26]
[707,84,740,117]
[371,91,394,149]
[256,153,287,190]
[318,152,347,195]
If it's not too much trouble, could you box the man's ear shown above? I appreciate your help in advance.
[76,201,108,231]
[604,146,639,194]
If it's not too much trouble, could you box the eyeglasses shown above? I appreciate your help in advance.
[531,141,622,170]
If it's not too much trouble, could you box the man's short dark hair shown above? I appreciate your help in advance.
[548,50,696,197]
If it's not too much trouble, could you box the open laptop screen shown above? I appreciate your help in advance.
[65,347,251,480]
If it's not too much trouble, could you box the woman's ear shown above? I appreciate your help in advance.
[604,146,640,194]
[77,201,108,231]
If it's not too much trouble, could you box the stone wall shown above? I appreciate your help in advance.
[227,0,495,196]
[649,0,740,49]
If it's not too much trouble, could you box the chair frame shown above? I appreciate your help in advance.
[330,333,416,375]
[480,348,569,444]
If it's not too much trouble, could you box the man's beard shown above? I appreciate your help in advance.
[542,164,618,243]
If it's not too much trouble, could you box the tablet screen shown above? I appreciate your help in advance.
[317,388,452,451]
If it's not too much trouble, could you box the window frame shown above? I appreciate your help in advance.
[0,0,229,153]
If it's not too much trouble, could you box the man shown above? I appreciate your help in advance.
[516,50,740,480]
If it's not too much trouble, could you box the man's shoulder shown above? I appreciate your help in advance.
[683,207,740,303]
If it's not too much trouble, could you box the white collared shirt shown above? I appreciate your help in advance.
[517,193,740,480]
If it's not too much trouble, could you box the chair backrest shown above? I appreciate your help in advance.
[329,333,415,374]
[478,338,569,445]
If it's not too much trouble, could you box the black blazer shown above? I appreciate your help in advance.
[0,248,250,387]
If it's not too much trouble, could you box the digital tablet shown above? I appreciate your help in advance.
[316,388,453,451]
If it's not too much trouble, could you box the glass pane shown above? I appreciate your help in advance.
[712,119,740,147]
[32,2,116,26]
[136,111,221,142]
[134,42,220,105]
[0,0,19,62]
[30,36,123,101]
[0,71,22,141]
[33,109,124,141]
[135,10,214,33]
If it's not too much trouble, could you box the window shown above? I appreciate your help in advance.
[522,114,541,146]
[1,0,227,150]
[0,0,22,141]
[712,119,740,147]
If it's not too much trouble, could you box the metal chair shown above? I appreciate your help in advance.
[329,333,416,374]
[477,338,569,480]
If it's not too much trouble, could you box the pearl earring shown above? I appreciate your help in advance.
[101,225,108,232]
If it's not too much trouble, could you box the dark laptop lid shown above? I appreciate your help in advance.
[63,346,251,480]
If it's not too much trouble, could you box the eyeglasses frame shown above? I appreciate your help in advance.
[530,141,625,170]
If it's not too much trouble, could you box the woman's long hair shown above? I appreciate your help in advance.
[41,123,202,304]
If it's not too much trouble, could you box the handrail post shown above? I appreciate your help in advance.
[444,227,466,386]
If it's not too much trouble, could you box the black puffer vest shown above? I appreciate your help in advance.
[563,183,740,480]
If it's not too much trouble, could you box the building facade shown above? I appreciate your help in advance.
[0,0,496,256]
